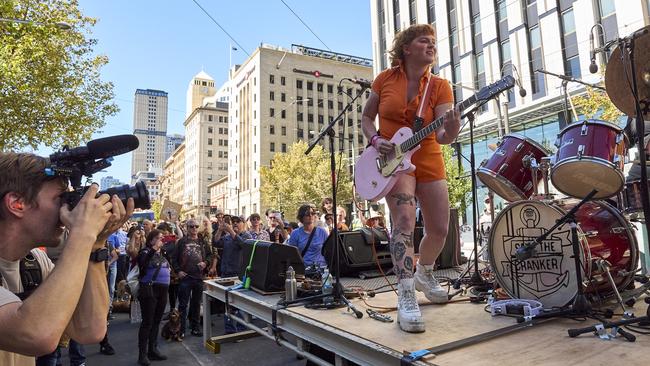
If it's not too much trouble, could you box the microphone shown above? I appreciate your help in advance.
[589,30,598,74]
[515,240,537,261]
[49,134,140,162]
[510,64,527,97]
[346,78,372,89]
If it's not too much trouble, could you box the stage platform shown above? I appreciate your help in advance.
[203,279,649,366]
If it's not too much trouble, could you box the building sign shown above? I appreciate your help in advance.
[292,68,334,79]
[236,65,257,88]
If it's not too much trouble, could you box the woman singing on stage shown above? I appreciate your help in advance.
[361,24,460,333]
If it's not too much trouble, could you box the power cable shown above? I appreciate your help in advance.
[189,0,250,56]
[279,0,331,51]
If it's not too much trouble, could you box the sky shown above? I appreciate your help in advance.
[41,0,373,185]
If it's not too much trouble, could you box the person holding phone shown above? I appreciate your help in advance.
[265,210,287,244]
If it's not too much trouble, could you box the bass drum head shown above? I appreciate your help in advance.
[489,200,587,308]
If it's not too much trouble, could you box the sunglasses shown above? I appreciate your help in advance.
[188,225,199,229]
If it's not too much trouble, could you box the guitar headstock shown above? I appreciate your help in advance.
[476,75,515,102]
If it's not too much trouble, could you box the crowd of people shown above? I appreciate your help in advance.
[94,201,382,365]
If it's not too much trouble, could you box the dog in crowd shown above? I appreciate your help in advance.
[111,280,131,313]
[161,308,182,341]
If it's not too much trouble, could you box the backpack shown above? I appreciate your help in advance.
[0,251,43,300]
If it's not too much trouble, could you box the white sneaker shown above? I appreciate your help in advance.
[397,278,425,333]
[414,262,448,303]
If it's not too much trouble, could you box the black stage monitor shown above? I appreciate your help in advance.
[239,240,305,292]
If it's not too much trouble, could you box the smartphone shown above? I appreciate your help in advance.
[274,212,282,220]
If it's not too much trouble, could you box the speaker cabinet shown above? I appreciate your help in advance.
[322,230,392,276]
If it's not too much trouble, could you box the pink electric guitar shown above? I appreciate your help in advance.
[354,76,515,201]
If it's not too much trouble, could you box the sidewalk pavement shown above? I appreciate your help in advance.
[58,311,304,366]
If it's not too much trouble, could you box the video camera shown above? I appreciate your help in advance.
[45,135,151,210]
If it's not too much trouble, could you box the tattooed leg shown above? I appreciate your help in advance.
[391,193,416,206]
[390,228,415,279]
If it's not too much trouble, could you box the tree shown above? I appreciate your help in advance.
[0,0,118,151]
[442,144,471,214]
[572,69,623,122]
[259,141,353,220]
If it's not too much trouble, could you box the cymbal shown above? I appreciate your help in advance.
[605,26,650,119]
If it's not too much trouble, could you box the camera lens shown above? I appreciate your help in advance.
[101,181,151,210]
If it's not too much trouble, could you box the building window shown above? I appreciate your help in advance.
[270,91,275,100]
[297,111,303,121]
[208,138,213,145]
[270,125,275,134]
[269,74,275,84]
[327,84,334,94]
[296,80,303,89]
[281,126,286,136]
[270,108,275,117]
[281,93,286,102]
[393,0,401,32]
[599,0,616,17]
[427,0,435,24]
[281,143,287,153]
[561,9,576,35]
[308,113,314,122]
[565,56,581,78]
[270,142,275,152]
[317,83,323,92]
[307,81,313,90]
[208,127,213,133]
[208,150,212,157]
[409,0,417,24]
[281,110,286,119]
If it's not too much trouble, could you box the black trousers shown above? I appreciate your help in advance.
[168,282,179,309]
[178,278,203,332]
[138,283,169,353]
[116,254,129,283]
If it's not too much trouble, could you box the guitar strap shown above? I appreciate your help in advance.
[413,73,435,133]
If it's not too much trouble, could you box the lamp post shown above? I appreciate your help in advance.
[0,17,72,30]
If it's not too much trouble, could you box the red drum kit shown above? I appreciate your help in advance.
[479,26,650,308]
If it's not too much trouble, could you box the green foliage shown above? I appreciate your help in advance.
[0,0,118,151]
[572,70,623,122]
[442,144,471,213]
[259,141,353,220]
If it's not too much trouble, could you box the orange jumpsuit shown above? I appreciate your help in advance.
[371,65,454,182]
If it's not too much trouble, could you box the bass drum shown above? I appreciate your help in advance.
[489,199,637,308]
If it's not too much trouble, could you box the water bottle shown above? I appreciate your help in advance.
[285,266,297,301]
[322,268,334,304]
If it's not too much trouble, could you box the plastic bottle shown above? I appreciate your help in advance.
[322,268,333,304]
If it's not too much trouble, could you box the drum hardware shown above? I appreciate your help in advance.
[539,157,553,198]
[593,259,630,315]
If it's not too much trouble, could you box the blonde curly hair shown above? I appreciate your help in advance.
[388,24,437,66]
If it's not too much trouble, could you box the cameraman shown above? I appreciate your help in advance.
[0,152,134,363]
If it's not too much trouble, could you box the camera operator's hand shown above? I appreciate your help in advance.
[59,184,113,240]
[178,271,187,279]
[96,196,135,246]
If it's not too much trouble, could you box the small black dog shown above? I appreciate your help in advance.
[161,309,182,341]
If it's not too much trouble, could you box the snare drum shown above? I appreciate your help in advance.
[489,199,637,307]
[477,134,550,202]
[551,120,626,199]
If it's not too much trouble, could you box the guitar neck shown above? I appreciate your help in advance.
[401,94,477,152]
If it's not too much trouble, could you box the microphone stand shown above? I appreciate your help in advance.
[454,99,492,288]
[536,68,605,125]
[280,83,365,319]
[567,28,650,340]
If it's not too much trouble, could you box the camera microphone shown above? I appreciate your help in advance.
[49,134,139,163]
